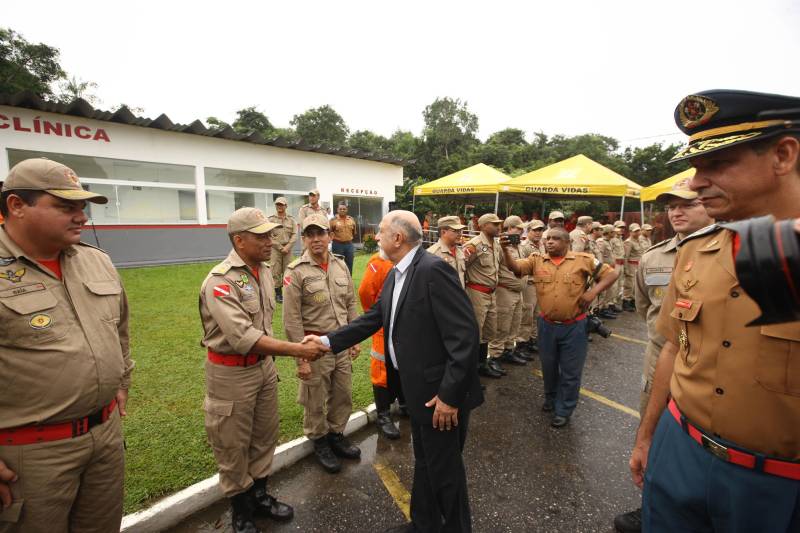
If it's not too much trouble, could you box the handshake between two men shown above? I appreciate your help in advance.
[296,334,360,381]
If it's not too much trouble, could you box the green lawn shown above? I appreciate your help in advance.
[119,251,376,513]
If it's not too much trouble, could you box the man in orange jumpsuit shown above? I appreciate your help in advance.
[358,252,407,439]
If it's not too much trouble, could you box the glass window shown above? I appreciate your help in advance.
[7,149,195,184]
[332,195,384,243]
[85,183,197,224]
[204,167,315,192]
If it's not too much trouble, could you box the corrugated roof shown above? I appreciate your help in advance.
[0,92,408,166]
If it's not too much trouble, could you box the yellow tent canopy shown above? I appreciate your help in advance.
[499,155,642,198]
[413,163,511,196]
[640,168,696,202]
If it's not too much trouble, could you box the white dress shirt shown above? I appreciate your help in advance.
[387,245,420,369]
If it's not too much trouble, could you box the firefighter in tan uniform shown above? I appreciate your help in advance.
[267,197,296,303]
[630,89,800,532]
[609,221,626,313]
[282,213,361,474]
[516,219,545,354]
[297,189,325,250]
[613,179,714,533]
[569,215,593,252]
[587,221,602,260]
[0,159,133,533]
[464,213,504,378]
[329,202,357,275]
[595,224,618,319]
[489,216,530,367]
[622,223,644,311]
[426,215,466,287]
[200,207,327,533]
[639,223,653,250]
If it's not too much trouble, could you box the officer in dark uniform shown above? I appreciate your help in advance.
[629,90,800,532]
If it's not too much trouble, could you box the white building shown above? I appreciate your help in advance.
[0,94,405,266]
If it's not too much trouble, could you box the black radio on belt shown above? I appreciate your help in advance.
[723,216,800,325]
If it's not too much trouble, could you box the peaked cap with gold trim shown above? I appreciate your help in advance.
[670,89,800,163]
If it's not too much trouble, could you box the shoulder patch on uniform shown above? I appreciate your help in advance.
[75,241,108,254]
[211,262,232,275]
[676,224,723,248]
[0,257,16,266]
[286,258,303,269]
[646,238,672,253]
[332,253,345,260]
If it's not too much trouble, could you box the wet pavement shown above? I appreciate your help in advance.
[167,311,647,532]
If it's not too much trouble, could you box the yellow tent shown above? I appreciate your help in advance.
[499,155,642,198]
[413,163,511,196]
[640,168,696,202]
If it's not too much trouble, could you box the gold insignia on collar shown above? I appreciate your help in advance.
[0,268,25,283]
[679,95,720,129]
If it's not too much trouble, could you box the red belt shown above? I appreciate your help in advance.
[540,312,587,325]
[304,330,323,336]
[627,260,640,265]
[0,399,117,446]
[615,259,625,265]
[207,350,264,367]
[668,398,800,481]
[466,282,495,294]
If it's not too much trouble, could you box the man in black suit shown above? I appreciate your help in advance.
[315,210,483,533]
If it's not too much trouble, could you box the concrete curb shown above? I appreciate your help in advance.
[121,403,379,533]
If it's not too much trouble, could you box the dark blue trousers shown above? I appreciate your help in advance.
[331,241,354,275]
[536,317,588,417]
[643,409,800,532]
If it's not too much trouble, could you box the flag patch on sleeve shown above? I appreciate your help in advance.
[213,284,231,298]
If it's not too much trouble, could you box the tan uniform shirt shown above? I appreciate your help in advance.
[298,203,325,226]
[464,232,502,288]
[426,239,466,287]
[0,227,133,428]
[587,236,600,260]
[200,249,275,355]
[267,214,297,247]
[516,251,613,322]
[330,215,357,242]
[639,236,652,250]
[569,228,588,252]
[595,237,613,266]
[282,251,358,342]
[656,227,800,459]
[624,237,645,262]
[610,236,625,262]
[498,244,525,292]
[635,236,678,350]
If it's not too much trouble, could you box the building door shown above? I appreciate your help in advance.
[331,195,383,244]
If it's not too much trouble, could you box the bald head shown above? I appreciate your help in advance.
[385,210,422,244]
[378,210,423,263]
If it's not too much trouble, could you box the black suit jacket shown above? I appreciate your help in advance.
[328,246,484,423]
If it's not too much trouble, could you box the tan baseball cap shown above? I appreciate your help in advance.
[503,215,525,229]
[577,215,593,225]
[629,223,642,232]
[3,158,108,204]
[274,196,288,205]
[437,215,466,230]
[656,178,698,202]
[602,224,615,233]
[591,221,602,230]
[613,220,627,228]
[302,213,329,231]
[641,223,653,231]
[548,210,565,220]
[308,188,320,196]
[527,219,546,230]
[227,207,280,235]
[478,213,502,226]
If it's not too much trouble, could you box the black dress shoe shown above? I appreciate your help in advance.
[513,348,535,361]
[551,415,570,428]
[313,437,341,473]
[608,304,622,313]
[541,400,555,412]
[250,480,294,522]
[499,350,527,366]
[376,411,400,440]
[613,507,642,533]
[478,362,502,379]
[487,358,507,375]
[598,310,617,320]
[327,432,361,459]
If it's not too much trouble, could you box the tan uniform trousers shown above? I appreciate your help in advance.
[612,264,624,305]
[298,351,353,440]
[489,286,523,355]
[623,262,638,300]
[638,341,661,416]
[270,247,293,287]
[0,410,124,533]
[466,287,497,345]
[517,280,538,342]
[203,358,279,497]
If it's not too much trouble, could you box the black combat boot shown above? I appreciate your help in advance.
[250,478,294,522]
[376,410,401,439]
[487,357,507,375]
[613,507,642,533]
[231,491,261,533]
[499,348,527,365]
[313,436,341,473]
[327,432,361,459]
[478,343,502,378]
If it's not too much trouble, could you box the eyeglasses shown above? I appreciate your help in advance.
[667,201,703,212]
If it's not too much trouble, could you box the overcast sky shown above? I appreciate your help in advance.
[6,0,799,148]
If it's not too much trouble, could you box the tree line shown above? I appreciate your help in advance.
[1,27,688,216]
